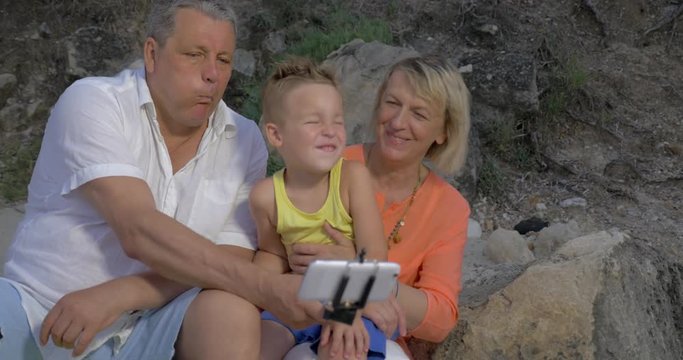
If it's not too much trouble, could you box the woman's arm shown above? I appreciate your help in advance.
[402,204,469,342]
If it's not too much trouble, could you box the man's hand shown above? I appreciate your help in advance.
[40,286,125,357]
[288,223,357,274]
[319,312,369,360]
[264,274,325,329]
[362,296,406,338]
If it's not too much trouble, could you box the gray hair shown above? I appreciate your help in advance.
[146,0,238,46]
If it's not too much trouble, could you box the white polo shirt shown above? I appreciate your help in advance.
[2,67,267,358]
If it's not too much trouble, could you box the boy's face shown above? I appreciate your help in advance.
[144,8,235,132]
[267,83,346,174]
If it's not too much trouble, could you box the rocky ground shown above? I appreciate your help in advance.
[1,0,682,359]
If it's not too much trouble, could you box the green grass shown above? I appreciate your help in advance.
[477,155,507,200]
[541,56,590,119]
[0,137,42,202]
[286,7,392,61]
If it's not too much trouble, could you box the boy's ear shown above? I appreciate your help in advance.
[264,123,283,147]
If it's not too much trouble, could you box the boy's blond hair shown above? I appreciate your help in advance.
[260,57,339,130]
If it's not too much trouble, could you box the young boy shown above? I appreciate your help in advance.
[250,57,389,360]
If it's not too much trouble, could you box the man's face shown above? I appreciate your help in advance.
[144,8,236,132]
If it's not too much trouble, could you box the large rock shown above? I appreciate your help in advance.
[459,51,539,113]
[0,73,17,106]
[433,230,683,359]
[65,26,136,79]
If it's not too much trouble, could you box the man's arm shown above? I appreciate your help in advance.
[78,176,322,326]
[41,243,256,356]
[40,272,187,355]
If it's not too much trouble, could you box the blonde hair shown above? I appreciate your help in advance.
[260,57,339,130]
[373,56,471,175]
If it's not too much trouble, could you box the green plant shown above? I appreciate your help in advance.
[287,7,392,61]
[266,152,285,176]
[387,0,400,17]
[541,56,590,118]
[477,155,507,200]
[564,57,589,91]
[0,137,42,202]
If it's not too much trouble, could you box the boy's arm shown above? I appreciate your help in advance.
[343,160,387,261]
[250,178,290,274]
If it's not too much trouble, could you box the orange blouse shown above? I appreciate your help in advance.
[344,144,470,343]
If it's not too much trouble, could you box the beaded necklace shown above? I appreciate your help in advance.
[367,144,423,246]
[387,167,421,245]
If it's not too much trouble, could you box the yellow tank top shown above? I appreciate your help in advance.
[273,159,354,256]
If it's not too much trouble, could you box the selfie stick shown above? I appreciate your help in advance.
[323,248,377,325]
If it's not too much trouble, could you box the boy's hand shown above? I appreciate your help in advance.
[319,312,369,360]
[289,223,357,274]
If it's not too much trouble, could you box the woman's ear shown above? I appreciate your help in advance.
[435,122,447,145]
[264,123,283,148]
[435,132,447,145]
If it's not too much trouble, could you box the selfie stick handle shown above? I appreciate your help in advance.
[357,274,375,308]
[331,274,350,309]
[357,248,367,263]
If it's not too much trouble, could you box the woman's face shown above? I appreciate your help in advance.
[374,70,446,166]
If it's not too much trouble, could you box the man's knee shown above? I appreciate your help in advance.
[0,279,42,358]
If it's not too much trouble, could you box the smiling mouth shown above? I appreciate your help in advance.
[385,132,410,144]
[317,144,338,152]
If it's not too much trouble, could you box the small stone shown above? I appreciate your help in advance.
[468,218,482,240]
[484,228,535,265]
[513,216,549,235]
[476,24,499,35]
[458,64,473,73]
[560,197,587,208]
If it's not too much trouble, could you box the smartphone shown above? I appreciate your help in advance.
[298,260,400,304]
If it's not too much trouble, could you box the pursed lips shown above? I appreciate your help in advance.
[196,95,213,105]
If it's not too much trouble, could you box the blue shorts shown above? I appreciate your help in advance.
[262,310,395,360]
[0,278,199,360]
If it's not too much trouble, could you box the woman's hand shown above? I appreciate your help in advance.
[40,286,125,357]
[362,295,406,338]
[288,222,357,274]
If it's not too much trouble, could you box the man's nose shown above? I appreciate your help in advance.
[203,59,218,84]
